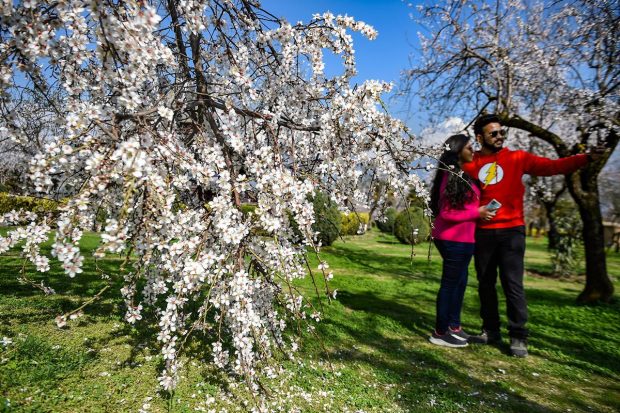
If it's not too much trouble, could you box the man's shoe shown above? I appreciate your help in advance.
[429,330,468,348]
[510,338,528,357]
[468,329,502,344]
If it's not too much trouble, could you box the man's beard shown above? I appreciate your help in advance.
[482,140,503,153]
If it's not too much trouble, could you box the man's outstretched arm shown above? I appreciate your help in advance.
[524,152,589,176]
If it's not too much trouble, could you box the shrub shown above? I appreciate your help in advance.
[375,207,397,234]
[310,192,342,246]
[287,192,342,246]
[393,207,430,245]
[550,199,583,276]
[340,212,370,235]
[0,192,60,216]
[407,190,428,209]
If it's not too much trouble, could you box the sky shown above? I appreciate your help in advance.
[260,0,433,134]
[261,0,415,85]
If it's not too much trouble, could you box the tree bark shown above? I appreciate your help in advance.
[567,170,614,303]
[545,204,560,250]
[542,184,566,251]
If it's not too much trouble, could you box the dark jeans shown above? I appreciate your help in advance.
[474,226,528,339]
[434,239,475,333]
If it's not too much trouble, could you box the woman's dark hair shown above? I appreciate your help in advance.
[429,134,478,217]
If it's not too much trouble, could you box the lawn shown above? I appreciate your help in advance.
[1,229,619,412]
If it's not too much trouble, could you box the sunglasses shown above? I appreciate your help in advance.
[488,129,508,138]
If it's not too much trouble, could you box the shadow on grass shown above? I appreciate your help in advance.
[319,289,556,412]
[0,256,126,296]
[325,245,441,282]
[0,334,97,392]
[332,286,620,412]
[330,242,620,381]
[336,289,434,338]
[525,288,620,378]
[0,260,126,326]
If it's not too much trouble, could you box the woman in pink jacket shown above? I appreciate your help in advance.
[428,134,496,348]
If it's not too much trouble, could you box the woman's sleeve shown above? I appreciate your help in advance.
[438,203,480,223]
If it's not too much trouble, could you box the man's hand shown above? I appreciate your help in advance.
[587,146,608,162]
[479,206,496,221]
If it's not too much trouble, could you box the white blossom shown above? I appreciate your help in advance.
[0,0,429,399]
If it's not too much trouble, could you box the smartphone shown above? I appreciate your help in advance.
[486,199,502,211]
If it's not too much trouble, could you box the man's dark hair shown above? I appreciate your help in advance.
[474,114,501,137]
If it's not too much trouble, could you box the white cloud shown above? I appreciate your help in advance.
[419,117,468,146]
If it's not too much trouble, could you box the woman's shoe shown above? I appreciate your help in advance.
[449,326,470,341]
[429,330,468,348]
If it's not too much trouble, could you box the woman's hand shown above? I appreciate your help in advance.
[478,206,496,221]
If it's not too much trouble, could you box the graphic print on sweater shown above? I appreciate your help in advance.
[478,162,504,187]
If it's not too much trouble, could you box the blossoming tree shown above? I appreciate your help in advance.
[0,90,61,193]
[404,0,618,302]
[0,0,427,393]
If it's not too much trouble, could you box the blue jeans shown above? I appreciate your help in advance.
[434,239,475,333]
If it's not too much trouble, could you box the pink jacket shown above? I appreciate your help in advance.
[431,174,481,243]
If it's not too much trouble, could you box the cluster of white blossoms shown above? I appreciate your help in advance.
[0,209,50,271]
[0,0,426,395]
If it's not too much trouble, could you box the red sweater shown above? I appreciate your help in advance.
[461,148,588,229]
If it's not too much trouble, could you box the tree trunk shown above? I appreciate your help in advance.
[545,205,560,250]
[567,172,614,303]
[542,184,566,251]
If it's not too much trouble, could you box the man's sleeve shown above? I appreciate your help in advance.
[461,161,477,177]
[523,152,589,176]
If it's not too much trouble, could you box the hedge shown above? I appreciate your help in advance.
[393,207,430,245]
[308,192,341,246]
[240,200,342,243]
[340,212,370,235]
[0,192,60,216]
[375,207,397,234]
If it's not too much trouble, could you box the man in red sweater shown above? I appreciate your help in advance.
[462,114,597,357]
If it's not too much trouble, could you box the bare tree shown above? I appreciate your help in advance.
[0,89,62,194]
[404,0,619,302]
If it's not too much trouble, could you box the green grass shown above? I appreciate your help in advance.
[1,230,619,412]
[523,235,620,277]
